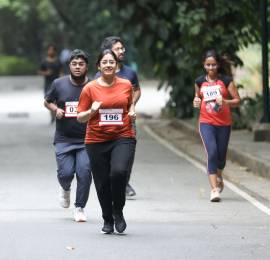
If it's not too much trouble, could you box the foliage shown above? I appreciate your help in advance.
[0,56,37,75]
[0,0,267,121]
[114,0,261,118]
[232,93,263,130]
[0,0,61,61]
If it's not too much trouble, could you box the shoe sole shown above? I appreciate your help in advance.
[101,230,114,234]
[74,219,87,222]
[210,197,221,202]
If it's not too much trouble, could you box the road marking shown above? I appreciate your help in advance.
[144,125,270,216]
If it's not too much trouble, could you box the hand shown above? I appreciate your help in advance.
[128,110,136,120]
[216,96,223,106]
[193,96,201,108]
[91,101,102,112]
[55,108,65,119]
[45,69,53,76]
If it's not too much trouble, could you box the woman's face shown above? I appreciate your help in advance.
[99,53,117,76]
[204,56,218,76]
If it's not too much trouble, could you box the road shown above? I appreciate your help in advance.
[0,76,269,260]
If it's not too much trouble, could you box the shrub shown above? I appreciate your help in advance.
[0,56,37,75]
[232,92,263,130]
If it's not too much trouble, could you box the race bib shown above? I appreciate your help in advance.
[65,101,78,117]
[99,109,123,126]
[201,85,221,102]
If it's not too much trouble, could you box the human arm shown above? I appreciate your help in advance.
[193,84,201,108]
[216,81,240,108]
[77,101,102,123]
[44,100,65,119]
[133,86,141,104]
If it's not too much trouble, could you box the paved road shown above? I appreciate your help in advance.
[0,76,269,259]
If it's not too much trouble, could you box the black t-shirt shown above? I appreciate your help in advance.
[45,75,88,143]
[195,74,232,88]
[40,59,62,88]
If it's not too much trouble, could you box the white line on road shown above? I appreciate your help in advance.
[143,125,270,216]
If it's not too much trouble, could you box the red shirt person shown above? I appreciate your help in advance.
[193,49,240,202]
[77,49,136,234]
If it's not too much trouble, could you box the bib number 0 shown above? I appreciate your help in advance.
[65,101,78,118]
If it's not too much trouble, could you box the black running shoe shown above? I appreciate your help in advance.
[101,221,114,234]
[126,183,136,197]
[113,213,127,233]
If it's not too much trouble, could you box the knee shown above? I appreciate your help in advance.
[57,167,74,180]
[207,151,217,163]
[77,171,92,184]
[111,168,127,180]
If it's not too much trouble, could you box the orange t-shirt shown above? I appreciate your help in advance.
[77,77,135,143]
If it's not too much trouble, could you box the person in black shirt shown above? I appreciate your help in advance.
[39,44,63,123]
[44,49,92,222]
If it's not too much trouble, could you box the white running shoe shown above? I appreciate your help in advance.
[210,189,220,202]
[74,207,87,222]
[59,187,70,208]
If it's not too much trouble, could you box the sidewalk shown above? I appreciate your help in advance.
[143,118,270,204]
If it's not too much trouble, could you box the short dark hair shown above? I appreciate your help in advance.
[47,43,57,50]
[69,49,88,64]
[100,36,124,51]
[96,49,118,66]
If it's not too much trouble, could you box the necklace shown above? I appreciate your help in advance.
[206,75,218,83]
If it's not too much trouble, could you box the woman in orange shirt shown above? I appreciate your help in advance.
[77,49,136,234]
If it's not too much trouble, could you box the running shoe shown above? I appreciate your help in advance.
[217,177,224,193]
[113,212,127,233]
[126,183,136,197]
[59,187,70,208]
[101,221,114,234]
[74,207,87,222]
[210,189,220,202]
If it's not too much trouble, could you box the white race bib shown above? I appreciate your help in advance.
[65,101,78,118]
[201,85,221,102]
[99,109,123,126]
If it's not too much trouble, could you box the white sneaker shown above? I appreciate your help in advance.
[210,189,220,202]
[74,207,87,222]
[59,187,70,208]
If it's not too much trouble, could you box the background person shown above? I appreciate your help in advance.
[193,49,240,202]
[38,44,63,123]
[77,49,136,234]
[44,49,92,222]
[96,36,141,198]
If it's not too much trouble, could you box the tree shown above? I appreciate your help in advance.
[114,0,261,117]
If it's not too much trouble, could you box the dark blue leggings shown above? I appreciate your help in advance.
[199,123,231,174]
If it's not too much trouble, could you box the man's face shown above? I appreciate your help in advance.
[111,41,125,62]
[47,46,56,58]
[69,58,88,79]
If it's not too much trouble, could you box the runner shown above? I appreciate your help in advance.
[44,49,92,221]
[96,36,141,198]
[38,44,63,123]
[193,49,240,202]
[77,49,136,234]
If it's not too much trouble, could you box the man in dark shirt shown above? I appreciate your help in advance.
[39,44,63,123]
[44,49,91,222]
[96,36,141,198]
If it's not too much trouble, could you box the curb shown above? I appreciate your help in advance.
[170,119,270,179]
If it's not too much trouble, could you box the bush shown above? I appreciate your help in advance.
[0,56,37,75]
[232,93,263,130]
